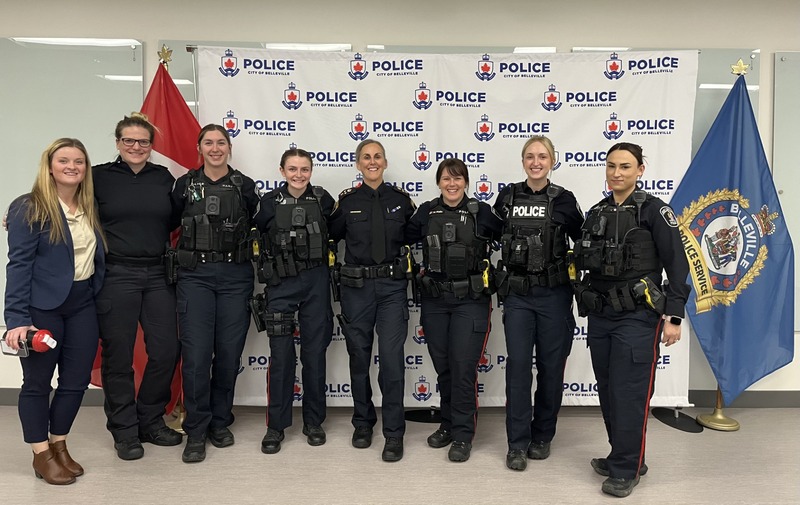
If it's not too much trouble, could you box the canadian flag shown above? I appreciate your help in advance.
[91,62,200,416]
[141,63,202,177]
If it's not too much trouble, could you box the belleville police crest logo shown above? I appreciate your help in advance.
[224,110,241,138]
[473,174,494,201]
[677,189,777,313]
[413,82,432,110]
[413,376,433,401]
[413,325,426,344]
[282,82,303,110]
[476,54,496,81]
[350,113,369,141]
[219,49,240,77]
[541,84,562,111]
[293,376,303,401]
[477,350,494,373]
[348,53,369,80]
[604,52,625,80]
[474,115,495,142]
[603,112,623,140]
[413,144,432,171]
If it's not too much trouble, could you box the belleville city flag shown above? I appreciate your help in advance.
[91,62,201,415]
[670,73,794,406]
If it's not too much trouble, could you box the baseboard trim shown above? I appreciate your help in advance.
[688,389,800,408]
[1,388,798,408]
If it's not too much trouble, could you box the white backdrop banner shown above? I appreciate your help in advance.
[197,47,698,408]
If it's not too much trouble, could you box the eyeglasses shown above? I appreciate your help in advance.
[118,137,152,148]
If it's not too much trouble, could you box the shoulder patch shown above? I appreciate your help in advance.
[659,206,678,227]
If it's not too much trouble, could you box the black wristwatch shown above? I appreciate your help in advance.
[666,315,682,325]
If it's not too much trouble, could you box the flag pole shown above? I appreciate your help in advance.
[692,59,752,434]
[696,385,740,431]
[153,43,186,434]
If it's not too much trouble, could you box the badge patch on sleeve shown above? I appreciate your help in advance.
[660,206,678,227]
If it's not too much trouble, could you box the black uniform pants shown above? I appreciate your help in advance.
[19,280,98,443]
[503,284,575,450]
[420,292,491,443]
[177,261,254,437]
[588,306,661,480]
[340,277,409,438]
[97,262,179,442]
[265,265,333,431]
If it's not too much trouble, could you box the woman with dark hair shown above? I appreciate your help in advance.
[4,138,105,484]
[253,148,335,454]
[171,124,259,463]
[574,142,689,497]
[494,135,583,472]
[406,157,502,463]
[329,139,416,462]
[93,112,182,461]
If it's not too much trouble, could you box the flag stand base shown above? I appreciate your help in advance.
[166,401,186,435]
[405,407,441,424]
[652,407,704,433]
[695,386,740,431]
[696,409,740,431]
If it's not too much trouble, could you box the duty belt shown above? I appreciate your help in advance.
[341,264,396,279]
[198,251,236,263]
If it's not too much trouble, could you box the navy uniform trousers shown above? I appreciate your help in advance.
[97,262,179,442]
[265,265,333,431]
[19,280,99,443]
[420,292,491,443]
[340,277,408,438]
[503,283,575,450]
[177,261,254,437]
[588,306,661,480]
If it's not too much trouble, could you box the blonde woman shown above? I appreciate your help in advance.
[4,138,106,484]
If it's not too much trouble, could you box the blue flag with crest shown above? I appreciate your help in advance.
[670,74,794,406]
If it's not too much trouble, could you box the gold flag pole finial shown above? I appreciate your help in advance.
[158,44,173,72]
[731,58,749,76]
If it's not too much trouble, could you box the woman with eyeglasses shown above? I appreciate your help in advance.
[92,113,182,461]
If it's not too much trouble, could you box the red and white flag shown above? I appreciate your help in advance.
[141,63,202,178]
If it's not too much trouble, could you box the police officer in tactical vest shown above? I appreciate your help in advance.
[171,125,259,464]
[406,158,503,463]
[493,136,584,472]
[252,148,335,455]
[573,142,688,498]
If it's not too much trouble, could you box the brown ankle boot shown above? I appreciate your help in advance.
[32,448,76,485]
[50,440,84,477]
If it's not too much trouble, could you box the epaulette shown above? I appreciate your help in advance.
[387,184,416,208]
[338,187,357,200]
[546,183,565,199]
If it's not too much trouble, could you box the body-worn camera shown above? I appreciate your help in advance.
[291,207,306,227]
[442,222,457,243]
[205,195,220,216]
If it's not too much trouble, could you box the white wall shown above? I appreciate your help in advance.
[1,0,798,396]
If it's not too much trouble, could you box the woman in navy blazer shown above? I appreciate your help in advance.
[4,138,105,485]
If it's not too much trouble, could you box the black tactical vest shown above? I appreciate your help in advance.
[574,191,660,283]
[500,182,567,274]
[423,198,489,280]
[179,170,249,252]
[268,188,327,263]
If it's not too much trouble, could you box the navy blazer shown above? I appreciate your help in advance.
[4,194,105,329]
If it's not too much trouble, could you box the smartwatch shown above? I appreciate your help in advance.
[666,315,682,325]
